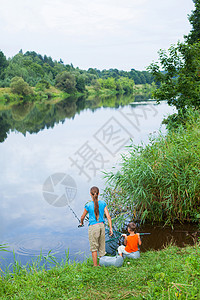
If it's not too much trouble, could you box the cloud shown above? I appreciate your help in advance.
[0,0,43,32]
[39,0,146,36]
[0,0,194,70]
[0,0,149,36]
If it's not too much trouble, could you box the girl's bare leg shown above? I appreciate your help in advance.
[92,251,98,266]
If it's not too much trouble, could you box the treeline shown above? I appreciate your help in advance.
[0,50,154,99]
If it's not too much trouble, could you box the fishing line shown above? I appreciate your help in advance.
[66,201,88,227]
[66,202,81,223]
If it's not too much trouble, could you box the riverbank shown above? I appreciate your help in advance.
[86,83,153,100]
[0,86,74,110]
[0,83,153,112]
[104,108,200,227]
[0,243,199,299]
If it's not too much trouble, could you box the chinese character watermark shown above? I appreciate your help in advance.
[93,117,133,156]
[69,141,108,182]
[69,103,159,182]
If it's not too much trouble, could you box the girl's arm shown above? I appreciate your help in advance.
[80,209,88,226]
[104,206,113,236]
[137,233,142,245]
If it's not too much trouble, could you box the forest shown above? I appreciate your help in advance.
[0,50,154,103]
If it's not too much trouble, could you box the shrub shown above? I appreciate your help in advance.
[103,110,200,226]
[55,71,77,94]
[10,77,33,96]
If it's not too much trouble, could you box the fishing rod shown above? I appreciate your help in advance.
[66,202,83,227]
[66,202,88,227]
[66,202,151,235]
[105,228,151,244]
[108,228,151,236]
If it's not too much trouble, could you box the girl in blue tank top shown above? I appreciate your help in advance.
[80,186,113,266]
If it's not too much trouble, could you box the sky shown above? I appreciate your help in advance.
[0,0,195,71]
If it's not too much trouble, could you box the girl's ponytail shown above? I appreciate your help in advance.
[90,186,99,221]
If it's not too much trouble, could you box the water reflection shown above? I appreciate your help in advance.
[0,93,151,143]
[0,95,181,268]
[138,224,199,252]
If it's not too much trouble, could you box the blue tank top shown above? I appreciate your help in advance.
[85,200,107,225]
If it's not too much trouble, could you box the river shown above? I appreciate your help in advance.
[0,94,198,268]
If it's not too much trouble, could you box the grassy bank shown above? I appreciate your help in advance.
[86,83,154,100]
[103,109,200,226]
[0,243,199,299]
[0,86,74,111]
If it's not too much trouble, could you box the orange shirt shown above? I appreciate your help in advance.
[125,234,139,253]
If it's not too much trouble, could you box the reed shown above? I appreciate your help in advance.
[103,109,200,227]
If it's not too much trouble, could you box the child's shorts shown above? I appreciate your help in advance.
[88,222,106,257]
[118,245,140,259]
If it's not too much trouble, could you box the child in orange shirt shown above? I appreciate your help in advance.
[118,222,141,258]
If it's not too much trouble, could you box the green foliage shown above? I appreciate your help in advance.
[103,110,200,226]
[97,68,153,84]
[0,93,139,143]
[75,75,86,93]
[148,42,200,111]
[0,50,154,104]
[0,51,8,79]
[148,1,200,113]
[96,77,135,95]
[185,0,200,44]
[91,79,101,92]
[35,79,50,91]
[98,77,117,90]
[0,78,10,88]
[162,108,200,130]
[0,50,153,91]
[0,244,199,299]
[0,244,9,252]
[0,50,154,103]
[117,77,134,94]
[10,77,33,96]
[3,52,61,87]
[55,71,77,94]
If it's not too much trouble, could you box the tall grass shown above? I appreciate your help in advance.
[0,249,70,280]
[103,109,200,227]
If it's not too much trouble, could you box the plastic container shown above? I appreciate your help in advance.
[99,255,124,267]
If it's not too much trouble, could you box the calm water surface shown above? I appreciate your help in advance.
[0,95,198,268]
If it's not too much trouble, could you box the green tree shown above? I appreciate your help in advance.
[29,63,44,77]
[185,0,200,44]
[55,71,77,94]
[119,77,134,94]
[35,79,50,91]
[91,79,101,92]
[98,77,117,90]
[0,51,8,78]
[75,75,86,93]
[115,79,123,93]
[148,0,200,112]
[148,42,200,111]
[10,77,33,96]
